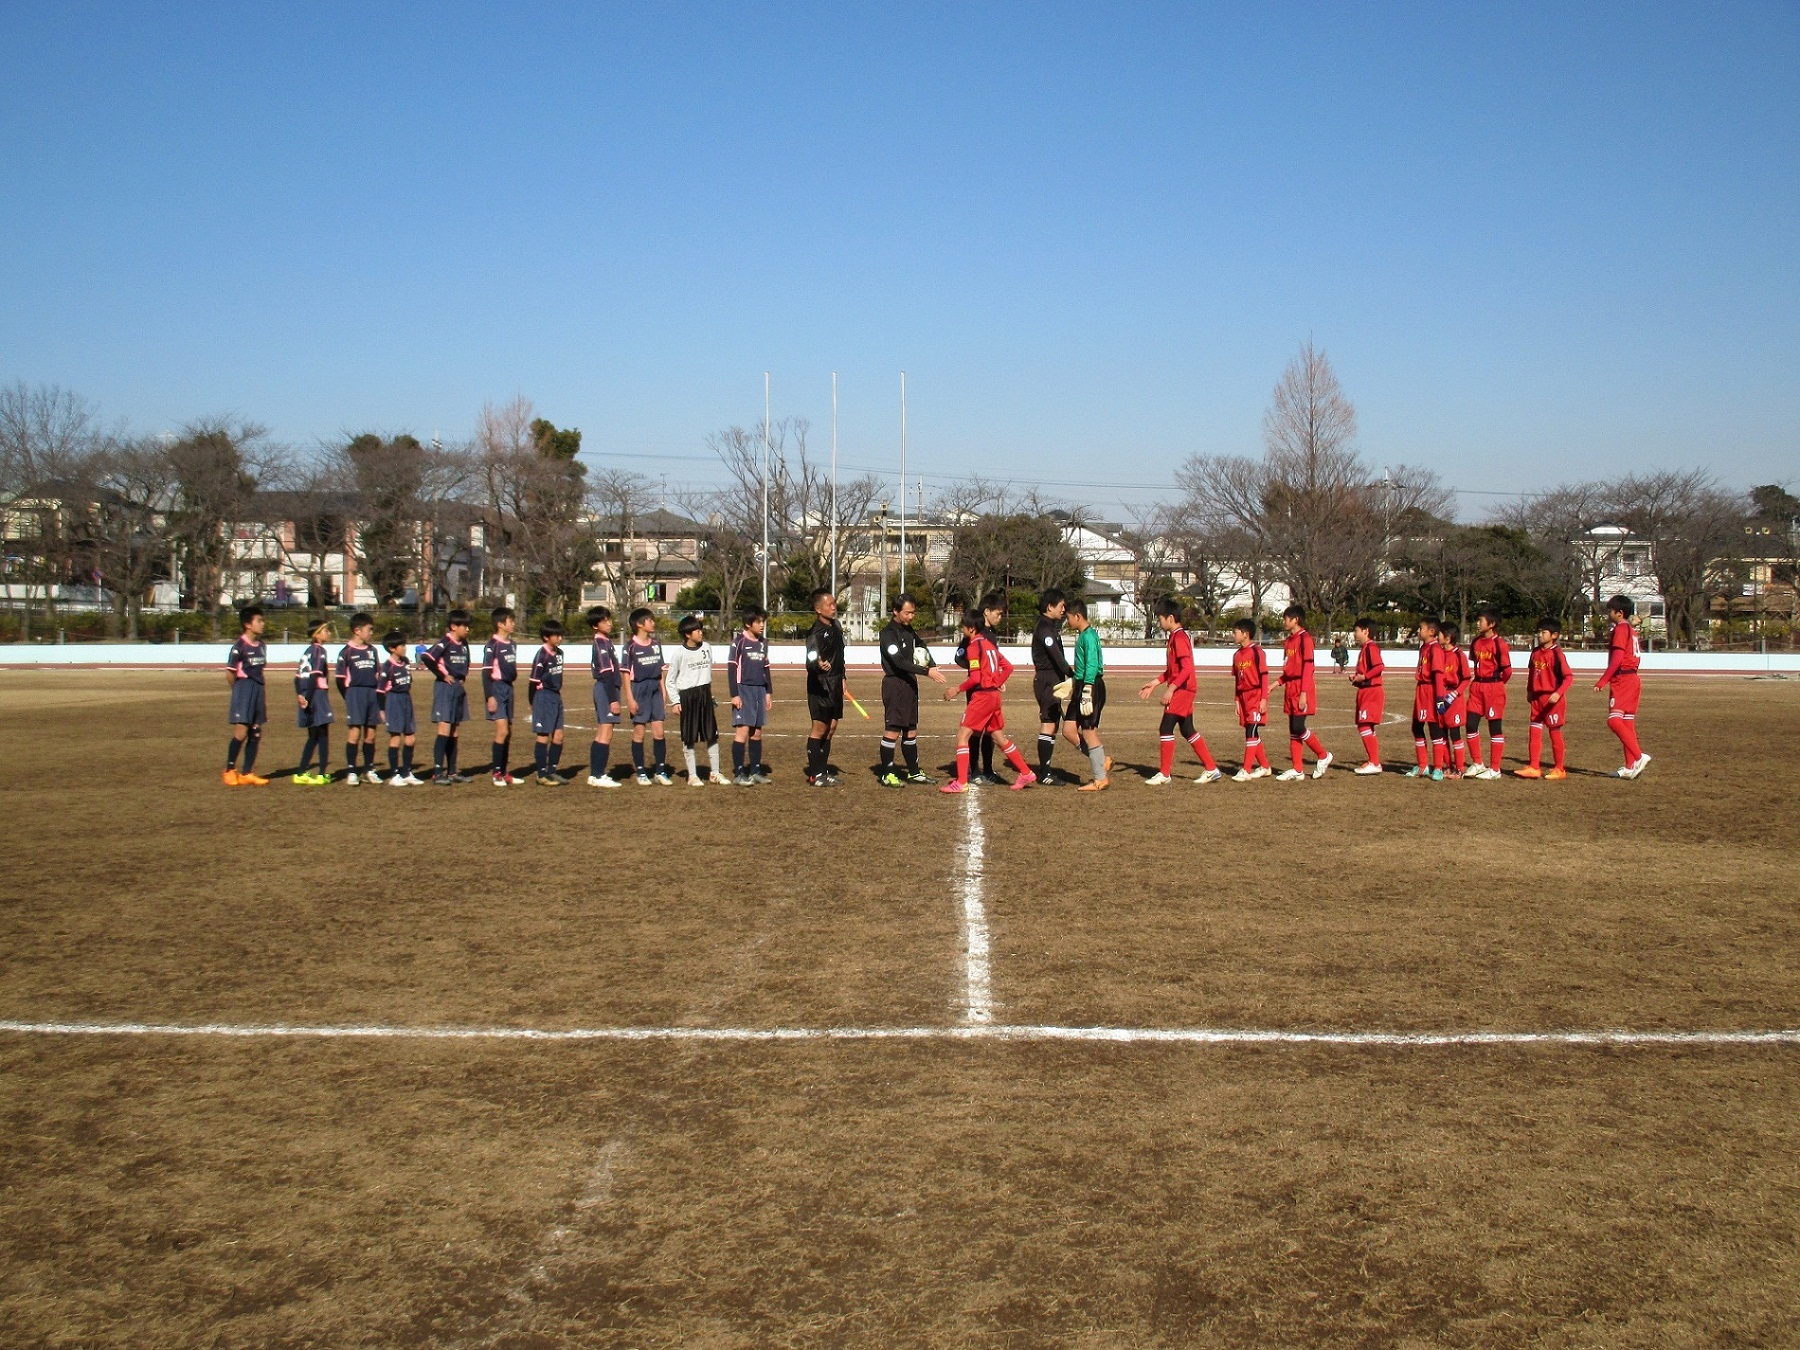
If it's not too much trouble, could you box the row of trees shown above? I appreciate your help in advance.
[1129,344,1794,643]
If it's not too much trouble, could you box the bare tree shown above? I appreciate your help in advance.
[335,433,427,604]
[164,419,271,637]
[92,437,180,639]
[0,382,107,637]
[1612,469,1745,646]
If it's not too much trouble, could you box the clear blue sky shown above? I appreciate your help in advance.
[3,3,1796,518]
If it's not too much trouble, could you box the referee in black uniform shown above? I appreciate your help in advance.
[1032,588,1074,784]
[804,587,852,786]
[878,594,948,786]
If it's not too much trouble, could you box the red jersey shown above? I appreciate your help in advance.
[1280,629,1316,694]
[1443,645,1472,707]
[955,632,1014,694]
[1161,628,1197,693]
[1600,620,1641,685]
[1526,643,1574,699]
[1469,633,1512,683]
[1414,641,1445,699]
[1352,641,1384,688]
[1232,644,1268,701]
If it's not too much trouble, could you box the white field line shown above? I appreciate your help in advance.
[3,1020,1797,1047]
[959,788,993,1024]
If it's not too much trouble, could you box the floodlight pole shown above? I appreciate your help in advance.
[899,371,908,601]
[830,371,839,597]
[761,372,771,613]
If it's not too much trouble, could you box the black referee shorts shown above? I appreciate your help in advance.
[1034,673,1064,724]
[881,675,919,731]
[807,689,844,724]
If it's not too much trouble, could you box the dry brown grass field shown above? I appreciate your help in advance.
[1,664,1797,1348]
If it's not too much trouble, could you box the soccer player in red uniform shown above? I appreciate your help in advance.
[1138,598,1221,784]
[1596,594,1650,778]
[1406,617,1444,779]
[1277,605,1332,779]
[1517,617,1574,779]
[1465,607,1513,778]
[1229,618,1272,781]
[941,608,1037,793]
[1348,617,1385,774]
[1437,622,1473,776]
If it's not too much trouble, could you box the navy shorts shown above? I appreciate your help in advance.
[630,681,665,725]
[531,690,564,737]
[297,690,334,729]
[732,685,769,729]
[485,683,515,722]
[592,684,621,725]
[344,686,380,727]
[384,692,416,736]
[431,682,469,726]
[228,680,266,726]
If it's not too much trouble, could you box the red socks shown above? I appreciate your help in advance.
[955,746,970,784]
[1609,714,1641,764]
[1303,732,1326,759]
[1526,725,1543,768]
[1159,738,1176,776]
[1003,742,1030,775]
[1489,736,1504,772]
[1187,734,1217,772]
[1415,736,1430,770]
[1359,728,1380,764]
[1549,728,1566,770]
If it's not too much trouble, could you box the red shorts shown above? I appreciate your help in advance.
[1354,686,1384,726]
[1412,686,1439,725]
[1529,695,1566,728]
[1467,681,1507,721]
[1236,698,1265,728]
[1440,692,1467,729]
[961,690,1005,734]
[1165,686,1195,718]
[1281,682,1313,717]
[1606,672,1641,716]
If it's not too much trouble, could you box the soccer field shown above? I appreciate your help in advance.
[2,667,1798,1346]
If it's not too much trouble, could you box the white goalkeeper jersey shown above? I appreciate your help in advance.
[665,641,715,693]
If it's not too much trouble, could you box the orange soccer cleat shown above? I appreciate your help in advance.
[1544,767,1567,781]
[240,772,270,786]
[222,769,242,786]
[1513,766,1543,779]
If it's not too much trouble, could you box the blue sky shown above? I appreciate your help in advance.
[2,3,1795,517]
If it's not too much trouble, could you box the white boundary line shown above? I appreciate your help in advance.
[959,789,993,1024]
[3,1020,1796,1046]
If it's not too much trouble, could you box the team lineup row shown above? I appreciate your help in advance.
[216,587,1654,790]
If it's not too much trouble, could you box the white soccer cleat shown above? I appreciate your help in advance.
[688,776,706,788]
[388,773,408,787]
[1353,761,1383,775]
[1276,768,1305,781]
[345,772,359,786]
[405,773,426,786]
[1628,753,1651,779]
[1248,766,1272,780]
[1144,772,1172,786]
[1231,768,1252,783]
[1196,769,1222,784]
[1311,752,1333,780]
[710,773,732,786]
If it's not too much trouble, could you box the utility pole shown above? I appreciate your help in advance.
[761,373,770,613]
[899,372,908,600]
[876,503,890,618]
[831,371,839,596]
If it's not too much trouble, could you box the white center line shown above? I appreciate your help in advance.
[959,789,993,1024]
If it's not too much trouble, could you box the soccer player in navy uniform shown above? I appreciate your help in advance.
[483,606,519,786]
[728,606,774,785]
[293,618,336,784]
[223,603,270,786]
[804,587,857,787]
[335,612,382,783]
[878,594,948,787]
[586,606,623,787]
[528,619,567,785]
[377,630,422,785]
[622,607,672,785]
[421,608,473,784]
[1030,588,1074,784]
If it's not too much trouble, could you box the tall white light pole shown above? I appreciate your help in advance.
[830,371,839,597]
[898,371,908,600]
[761,372,771,612]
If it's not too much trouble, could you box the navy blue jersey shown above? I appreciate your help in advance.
[481,636,517,698]
[335,641,380,691]
[421,634,470,684]
[590,634,621,695]
[377,655,413,697]
[728,631,771,693]
[226,636,266,685]
[295,641,331,696]
[529,644,565,695]
[622,636,665,686]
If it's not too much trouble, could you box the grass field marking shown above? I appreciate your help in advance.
[6,1020,1799,1046]
[959,788,994,1024]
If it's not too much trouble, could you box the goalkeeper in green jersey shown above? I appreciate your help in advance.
[1061,598,1111,791]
